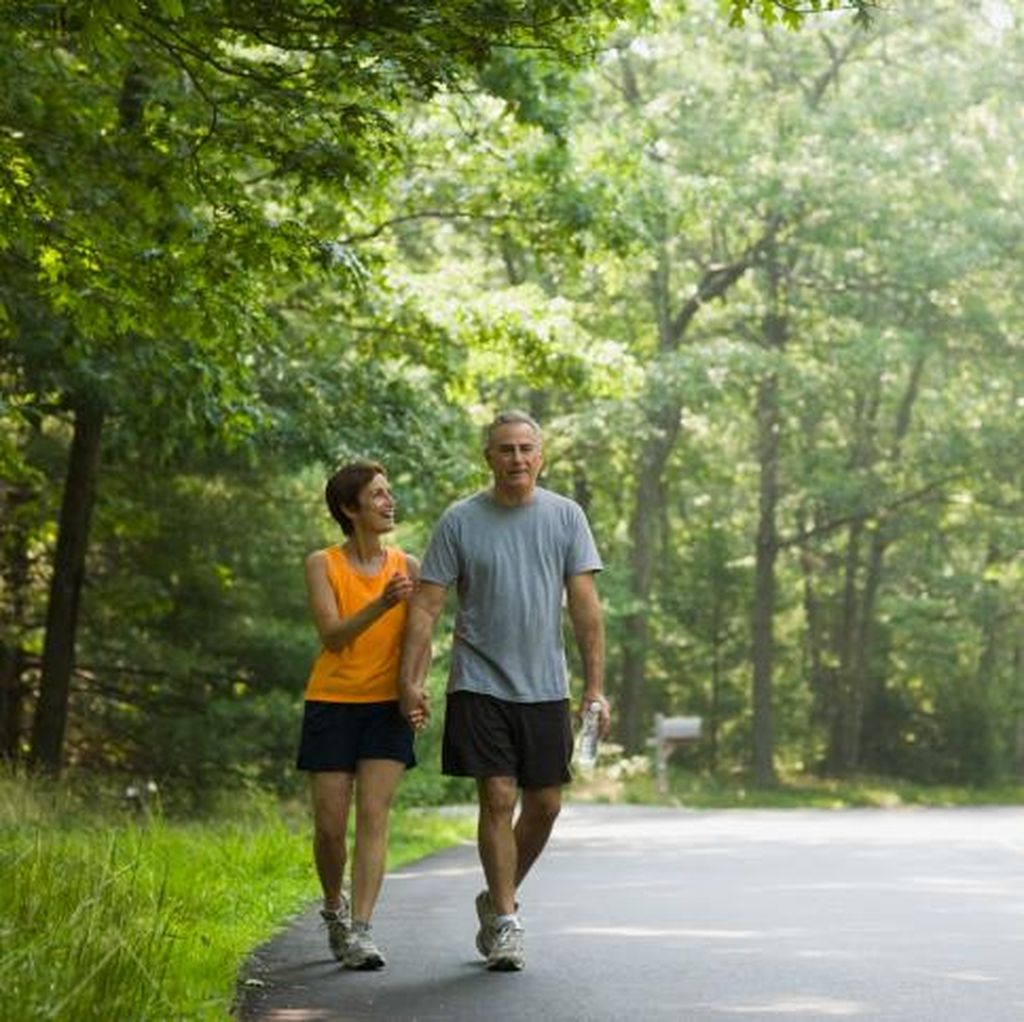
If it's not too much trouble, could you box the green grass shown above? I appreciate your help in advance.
[619,768,1024,809]
[0,776,473,1022]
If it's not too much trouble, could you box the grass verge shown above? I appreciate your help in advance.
[0,776,473,1021]
[616,769,1024,808]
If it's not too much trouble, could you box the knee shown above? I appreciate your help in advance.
[479,780,518,822]
[524,791,561,828]
[356,795,393,832]
[314,817,346,847]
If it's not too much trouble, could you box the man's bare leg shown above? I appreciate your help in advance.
[477,776,519,914]
[513,784,562,885]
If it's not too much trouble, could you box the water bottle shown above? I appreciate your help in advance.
[576,701,602,769]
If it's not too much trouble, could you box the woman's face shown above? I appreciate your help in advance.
[350,473,396,534]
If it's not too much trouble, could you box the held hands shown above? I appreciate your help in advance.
[400,686,430,733]
[379,572,416,610]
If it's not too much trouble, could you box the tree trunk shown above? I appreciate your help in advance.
[29,401,105,774]
[828,352,926,774]
[619,228,779,751]
[0,483,33,761]
[709,569,724,773]
[618,241,675,753]
[828,518,864,774]
[1014,640,1024,780]
[748,233,788,787]
[798,511,829,719]
[849,351,927,765]
[0,644,26,762]
[848,524,885,762]
[752,367,780,786]
[620,402,678,751]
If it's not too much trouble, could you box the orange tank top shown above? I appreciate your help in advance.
[304,546,409,703]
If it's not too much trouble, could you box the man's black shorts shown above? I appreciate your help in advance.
[442,690,572,789]
[296,700,416,773]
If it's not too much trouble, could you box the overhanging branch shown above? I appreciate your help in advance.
[780,476,960,550]
[340,209,516,244]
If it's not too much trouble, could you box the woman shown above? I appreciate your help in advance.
[296,460,418,970]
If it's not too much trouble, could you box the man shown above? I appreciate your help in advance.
[399,409,609,972]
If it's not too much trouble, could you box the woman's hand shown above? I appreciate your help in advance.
[380,572,416,609]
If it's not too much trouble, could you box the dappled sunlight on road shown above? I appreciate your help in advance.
[387,862,478,881]
[715,996,867,1016]
[757,875,1023,896]
[262,1011,334,1021]
[909,969,1001,983]
[562,925,796,939]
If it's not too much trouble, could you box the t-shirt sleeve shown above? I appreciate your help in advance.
[420,511,460,587]
[565,503,603,577]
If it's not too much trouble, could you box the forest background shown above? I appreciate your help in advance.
[2,0,1022,809]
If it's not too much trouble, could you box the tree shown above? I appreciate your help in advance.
[0,0,644,772]
[375,0,1020,785]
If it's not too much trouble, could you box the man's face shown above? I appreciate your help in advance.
[485,422,543,499]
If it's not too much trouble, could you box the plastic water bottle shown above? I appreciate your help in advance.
[576,701,602,769]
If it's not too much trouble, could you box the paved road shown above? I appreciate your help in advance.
[239,804,1024,1021]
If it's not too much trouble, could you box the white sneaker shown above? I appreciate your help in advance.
[486,920,525,972]
[320,897,350,961]
[343,925,386,970]
[475,889,496,957]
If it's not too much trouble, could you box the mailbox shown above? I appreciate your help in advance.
[649,713,703,793]
[655,716,702,742]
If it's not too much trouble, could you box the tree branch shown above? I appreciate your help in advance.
[668,214,784,345]
[780,476,960,550]
[339,209,516,244]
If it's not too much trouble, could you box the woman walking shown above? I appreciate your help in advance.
[296,461,418,969]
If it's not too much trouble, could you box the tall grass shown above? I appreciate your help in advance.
[0,775,473,1021]
[2,828,177,1020]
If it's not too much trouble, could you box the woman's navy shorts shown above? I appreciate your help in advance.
[296,700,416,773]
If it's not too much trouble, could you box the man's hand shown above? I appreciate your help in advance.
[398,581,447,734]
[578,692,611,738]
[401,686,430,732]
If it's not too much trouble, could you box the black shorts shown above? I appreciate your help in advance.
[296,700,416,773]
[442,691,572,790]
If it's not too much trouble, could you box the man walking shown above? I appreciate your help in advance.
[399,409,608,972]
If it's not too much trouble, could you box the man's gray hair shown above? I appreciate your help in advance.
[484,409,543,448]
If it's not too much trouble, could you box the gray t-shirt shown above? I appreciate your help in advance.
[420,487,603,703]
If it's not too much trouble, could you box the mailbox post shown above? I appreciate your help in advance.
[649,714,702,794]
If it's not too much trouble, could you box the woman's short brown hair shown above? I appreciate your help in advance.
[324,461,385,535]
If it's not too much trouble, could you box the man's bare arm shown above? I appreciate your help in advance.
[566,571,609,734]
[398,581,446,729]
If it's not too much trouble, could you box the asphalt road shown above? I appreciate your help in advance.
[239,804,1024,1021]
